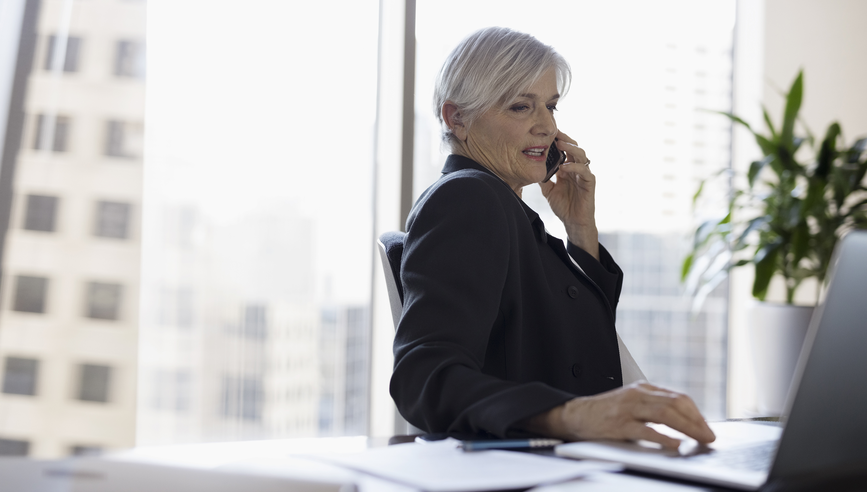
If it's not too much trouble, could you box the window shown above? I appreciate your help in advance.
[114,40,145,78]
[94,201,131,239]
[220,375,263,422]
[77,364,112,403]
[33,114,70,152]
[2,357,39,396]
[12,275,48,313]
[105,120,143,158]
[0,438,30,456]
[23,194,58,232]
[242,304,267,339]
[44,35,81,73]
[412,1,734,420]
[85,282,122,320]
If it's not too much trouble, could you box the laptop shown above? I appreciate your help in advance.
[556,230,867,490]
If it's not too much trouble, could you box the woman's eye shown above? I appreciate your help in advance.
[510,104,530,112]
[547,105,558,112]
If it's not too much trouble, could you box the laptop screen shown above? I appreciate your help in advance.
[770,231,867,481]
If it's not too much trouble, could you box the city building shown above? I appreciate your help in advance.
[0,0,145,457]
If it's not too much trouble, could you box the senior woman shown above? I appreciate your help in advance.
[390,27,715,448]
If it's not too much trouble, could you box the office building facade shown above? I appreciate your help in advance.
[0,0,145,457]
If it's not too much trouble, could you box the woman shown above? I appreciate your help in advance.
[390,27,715,448]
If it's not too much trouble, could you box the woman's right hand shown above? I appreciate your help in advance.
[520,382,716,448]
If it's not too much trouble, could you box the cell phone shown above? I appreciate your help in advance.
[543,140,566,183]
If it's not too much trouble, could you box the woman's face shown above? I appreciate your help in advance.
[460,67,559,194]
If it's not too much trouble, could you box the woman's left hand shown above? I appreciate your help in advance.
[539,131,599,260]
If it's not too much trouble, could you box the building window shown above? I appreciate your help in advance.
[33,114,70,152]
[0,438,30,456]
[77,364,112,403]
[85,282,122,320]
[12,275,48,313]
[242,304,267,339]
[105,120,143,158]
[2,357,39,396]
[220,375,262,422]
[114,40,145,78]
[94,201,131,239]
[23,194,58,232]
[44,35,81,72]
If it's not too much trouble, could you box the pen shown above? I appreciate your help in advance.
[461,438,563,452]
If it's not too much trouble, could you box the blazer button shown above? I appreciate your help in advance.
[571,363,583,378]
[567,286,579,299]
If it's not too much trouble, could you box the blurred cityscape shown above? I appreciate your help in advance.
[0,0,733,458]
[0,0,372,458]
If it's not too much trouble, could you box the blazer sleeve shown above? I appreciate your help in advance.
[566,241,623,317]
[390,175,575,437]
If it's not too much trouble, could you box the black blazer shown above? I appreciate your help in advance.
[390,155,624,438]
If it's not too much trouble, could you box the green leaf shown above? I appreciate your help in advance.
[681,254,694,282]
[735,216,770,249]
[781,70,804,151]
[692,180,706,207]
[715,111,754,132]
[815,122,841,179]
[748,156,773,187]
[791,221,810,268]
[754,133,778,159]
[800,180,825,219]
[753,244,780,300]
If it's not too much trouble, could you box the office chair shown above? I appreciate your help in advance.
[376,231,425,435]
[377,231,407,330]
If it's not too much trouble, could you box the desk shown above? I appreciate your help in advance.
[106,435,737,492]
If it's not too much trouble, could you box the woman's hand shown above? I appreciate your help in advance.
[539,131,598,260]
[519,382,716,449]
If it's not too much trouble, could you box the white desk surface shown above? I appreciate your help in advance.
[0,436,724,491]
[109,436,722,492]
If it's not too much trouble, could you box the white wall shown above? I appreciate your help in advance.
[764,0,867,140]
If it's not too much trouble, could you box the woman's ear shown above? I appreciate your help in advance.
[442,102,468,141]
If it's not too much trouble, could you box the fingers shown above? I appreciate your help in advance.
[632,386,716,444]
[558,161,595,187]
[628,423,682,450]
[555,130,589,165]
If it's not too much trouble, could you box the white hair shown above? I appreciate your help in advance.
[434,27,571,147]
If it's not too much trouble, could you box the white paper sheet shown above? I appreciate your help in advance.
[313,439,620,492]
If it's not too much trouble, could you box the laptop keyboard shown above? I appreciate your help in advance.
[684,441,776,472]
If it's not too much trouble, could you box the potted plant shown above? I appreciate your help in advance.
[683,70,867,415]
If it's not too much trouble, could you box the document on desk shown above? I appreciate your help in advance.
[313,439,620,492]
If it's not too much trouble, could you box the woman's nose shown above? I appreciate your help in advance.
[532,108,556,135]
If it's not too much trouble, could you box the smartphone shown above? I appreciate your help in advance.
[543,140,566,183]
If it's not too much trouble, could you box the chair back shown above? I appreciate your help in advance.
[377,231,406,330]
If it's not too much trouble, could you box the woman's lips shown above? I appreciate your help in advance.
[522,146,548,161]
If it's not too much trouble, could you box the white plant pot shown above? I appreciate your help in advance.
[748,302,814,416]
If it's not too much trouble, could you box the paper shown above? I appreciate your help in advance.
[313,439,620,492]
